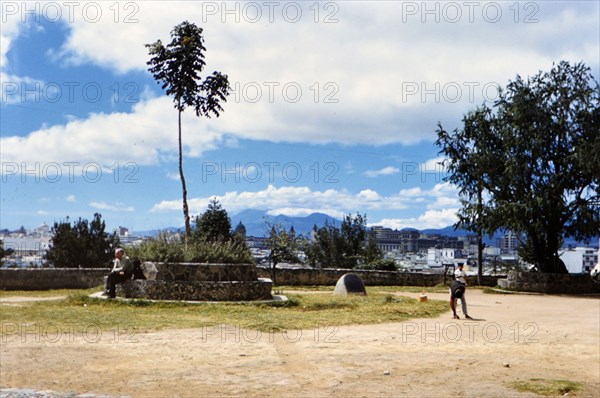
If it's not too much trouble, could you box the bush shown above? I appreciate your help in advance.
[127,232,253,264]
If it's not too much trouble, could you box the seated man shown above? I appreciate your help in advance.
[103,248,134,298]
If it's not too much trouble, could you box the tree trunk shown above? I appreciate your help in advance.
[271,260,277,285]
[477,184,483,285]
[178,107,191,243]
[477,232,483,285]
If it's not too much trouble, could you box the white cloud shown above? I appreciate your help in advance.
[363,166,400,178]
[375,208,459,230]
[66,195,76,203]
[0,97,226,172]
[166,172,180,181]
[151,184,408,215]
[420,156,447,175]
[150,182,460,222]
[6,1,594,150]
[2,2,598,165]
[90,201,134,212]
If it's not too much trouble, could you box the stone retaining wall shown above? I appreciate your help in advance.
[150,262,258,282]
[0,268,108,290]
[117,279,273,301]
[498,271,600,294]
[14,267,596,293]
[257,267,503,287]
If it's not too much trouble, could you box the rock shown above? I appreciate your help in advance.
[333,273,367,296]
[141,262,158,280]
[383,370,391,376]
[503,363,510,368]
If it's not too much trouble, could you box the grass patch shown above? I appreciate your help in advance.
[509,379,583,396]
[0,287,448,334]
[0,287,99,298]
[277,285,457,294]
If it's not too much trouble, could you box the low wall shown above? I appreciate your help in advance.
[150,262,257,282]
[257,267,503,287]
[498,271,600,294]
[0,268,109,290]
[15,267,596,293]
[117,279,273,301]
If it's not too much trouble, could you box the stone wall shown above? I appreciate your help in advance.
[0,268,109,290]
[150,262,258,282]
[257,267,503,287]
[498,271,600,294]
[117,279,273,301]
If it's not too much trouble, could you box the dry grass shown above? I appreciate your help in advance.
[0,286,448,334]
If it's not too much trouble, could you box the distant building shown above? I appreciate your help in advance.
[234,222,247,241]
[246,236,267,249]
[1,236,50,267]
[498,230,520,254]
[560,247,599,273]
[32,222,51,237]
[371,226,465,255]
[418,234,464,251]
[426,247,464,267]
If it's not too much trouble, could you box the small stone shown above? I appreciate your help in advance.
[383,370,391,376]
[503,363,510,368]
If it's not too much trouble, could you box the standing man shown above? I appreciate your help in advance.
[103,248,133,298]
[451,262,473,319]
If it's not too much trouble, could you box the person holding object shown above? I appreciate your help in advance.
[103,248,134,299]
[450,262,472,319]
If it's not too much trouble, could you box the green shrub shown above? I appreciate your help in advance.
[127,232,253,264]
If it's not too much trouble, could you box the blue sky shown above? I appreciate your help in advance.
[1,1,599,232]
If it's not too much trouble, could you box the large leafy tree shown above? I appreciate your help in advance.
[436,61,600,273]
[264,221,302,285]
[146,21,230,241]
[305,213,374,268]
[193,198,232,243]
[305,221,345,268]
[45,213,120,268]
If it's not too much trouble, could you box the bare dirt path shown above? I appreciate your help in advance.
[1,290,599,397]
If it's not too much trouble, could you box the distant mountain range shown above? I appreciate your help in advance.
[229,209,339,237]
[132,209,598,249]
[131,210,339,238]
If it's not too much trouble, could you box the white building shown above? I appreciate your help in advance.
[1,236,51,267]
[427,248,464,267]
[560,247,599,273]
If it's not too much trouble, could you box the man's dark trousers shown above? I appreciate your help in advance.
[106,272,131,298]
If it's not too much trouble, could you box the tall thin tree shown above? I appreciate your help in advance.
[146,21,230,241]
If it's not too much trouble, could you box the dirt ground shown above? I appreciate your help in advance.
[1,290,599,398]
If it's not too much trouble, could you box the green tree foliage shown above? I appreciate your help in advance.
[363,229,385,265]
[126,199,253,264]
[126,231,253,264]
[305,213,384,268]
[0,240,15,266]
[45,213,120,268]
[436,61,600,273]
[264,221,302,284]
[305,222,345,268]
[192,198,232,243]
[146,21,230,241]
